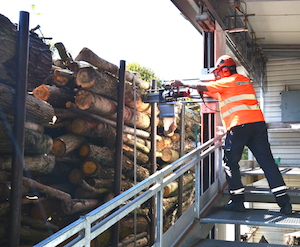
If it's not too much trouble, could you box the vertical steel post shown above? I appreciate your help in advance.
[149,79,157,245]
[10,11,29,247]
[177,103,185,217]
[112,60,126,247]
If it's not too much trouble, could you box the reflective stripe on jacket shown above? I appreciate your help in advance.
[206,73,265,130]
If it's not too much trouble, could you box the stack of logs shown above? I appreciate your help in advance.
[0,13,200,247]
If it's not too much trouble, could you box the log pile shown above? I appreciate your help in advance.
[0,14,200,247]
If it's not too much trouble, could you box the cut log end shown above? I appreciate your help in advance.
[75,67,96,88]
[71,118,86,135]
[51,139,66,157]
[82,160,98,176]
[75,90,94,110]
[32,84,50,101]
[79,143,90,157]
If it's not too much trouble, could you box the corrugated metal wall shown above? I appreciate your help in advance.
[254,57,300,166]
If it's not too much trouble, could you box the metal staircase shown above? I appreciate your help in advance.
[190,168,300,246]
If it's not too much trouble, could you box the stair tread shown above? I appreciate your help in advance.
[193,239,286,247]
[227,186,300,196]
[241,167,300,176]
[200,208,300,229]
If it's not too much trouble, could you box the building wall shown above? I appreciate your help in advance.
[253,57,300,166]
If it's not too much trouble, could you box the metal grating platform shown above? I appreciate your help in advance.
[200,209,300,229]
[192,239,287,247]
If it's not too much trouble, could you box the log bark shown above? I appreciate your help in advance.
[75,66,150,112]
[79,179,111,194]
[81,158,149,182]
[32,84,75,108]
[0,154,55,174]
[19,227,52,245]
[68,168,85,185]
[81,159,116,179]
[79,143,114,167]
[88,178,134,191]
[66,102,150,139]
[157,136,196,152]
[74,186,107,199]
[75,47,150,91]
[75,90,150,130]
[163,173,195,197]
[76,67,118,100]
[0,82,55,125]
[75,89,117,115]
[118,232,148,247]
[123,144,149,164]
[163,186,194,214]
[0,14,52,90]
[51,133,86,157]
[70,118,99,137]
[0,123,53,155]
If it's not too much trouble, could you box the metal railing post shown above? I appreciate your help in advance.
[10,11,29,247]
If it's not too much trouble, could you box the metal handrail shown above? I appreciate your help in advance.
[34,134,224,247]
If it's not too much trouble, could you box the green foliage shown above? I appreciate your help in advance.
[241,147,248,160]
[126,62,162,87]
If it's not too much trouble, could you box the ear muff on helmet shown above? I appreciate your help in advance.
[212,55,237,78]
[221,66,231,77]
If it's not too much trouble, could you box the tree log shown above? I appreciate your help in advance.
[81,158,149,182]
[75,47,150,90]
[163,186,194,214]
[0,82,55,125]
[79,179,111,194]
[79,143,114,167]
[163,173,195,197]
[75,66,150,112]
[19,227,52,245]
[157,136,196,152]
[74,186,107,199]
[0,14,52,90]
[161,148,179,163]
[0,123,53,155]
[51,133,86,157]
[118,232,148,247]
[75,90,150,130]
[0,154,55,174]
[66,102,150,139]
[70,118,99,138]
[88,178,134,191]
[76,67,118,100]
[75,89,117,115]
[81,159,116,179]
[69,168,85,185]
[53,67,75,87]
[32,84,75,108]
[123,144,149,164]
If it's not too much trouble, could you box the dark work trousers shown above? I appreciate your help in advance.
[223,121,290,207]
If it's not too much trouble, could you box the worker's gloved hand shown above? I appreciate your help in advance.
[170,79,184,87]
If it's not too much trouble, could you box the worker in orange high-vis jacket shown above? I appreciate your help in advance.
[171,55,293,215]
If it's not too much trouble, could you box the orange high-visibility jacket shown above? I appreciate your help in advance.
[206,73,265,130]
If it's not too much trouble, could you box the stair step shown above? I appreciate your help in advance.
[241,167,300,176]
[224,186,300,203]
[192,239,286,247]
[200,209,300,229]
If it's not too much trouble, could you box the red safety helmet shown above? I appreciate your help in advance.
[212,55,236,79]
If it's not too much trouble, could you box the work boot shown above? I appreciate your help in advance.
[280,202,293,215]
[223,201,246,212]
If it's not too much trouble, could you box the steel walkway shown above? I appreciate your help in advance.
[192,239,288,247]
[201,208,300,229]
